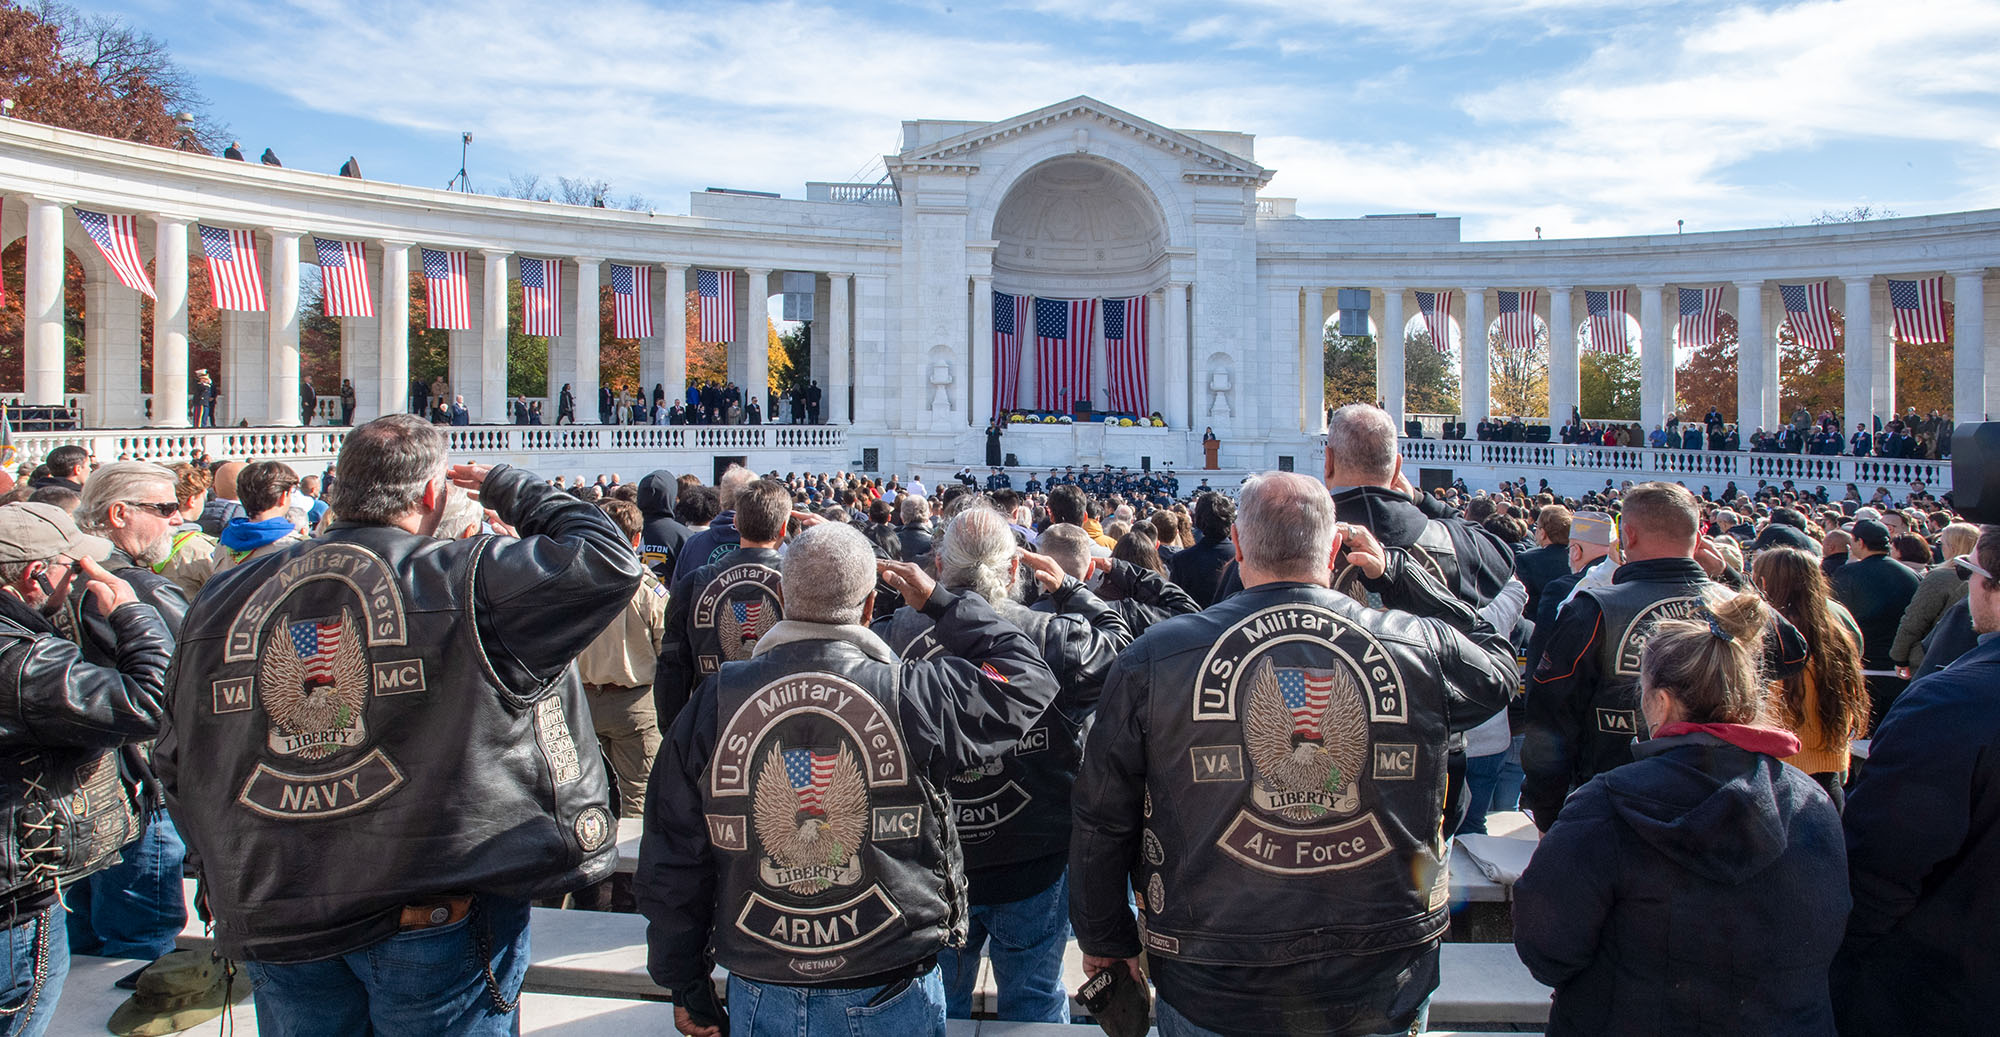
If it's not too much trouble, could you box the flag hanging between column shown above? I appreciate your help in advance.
[1584,289,1628,353]
[611,263,653,338]
[75,208,155,299]
[1034,297,1096,412]
[313,237,374,317]
[1104,296,1149,415]
[1415,290,1454,353]
[993,290,1027,416]
[421,249,470,330]
[520,257,563,337]
[1779,282,1839,350]
[1888,276,1948,344]
[199,226,265,312]
[1676,287,1725,350]
[1497,290,1538,350]
[695,269,736,343]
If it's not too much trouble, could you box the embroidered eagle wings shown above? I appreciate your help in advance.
[1244,657,1370,823]
[259,608,370,761]
[751,742,869,895]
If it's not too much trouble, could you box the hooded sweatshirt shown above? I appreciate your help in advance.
[636,470,690,577]
[1513,724,1848,1037]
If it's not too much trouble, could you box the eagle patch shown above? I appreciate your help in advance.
[260,611,371,760]
[753,743,869,895]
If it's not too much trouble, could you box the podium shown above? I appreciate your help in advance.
[1203,439,1219,470]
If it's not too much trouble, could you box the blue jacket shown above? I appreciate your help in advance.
[1516,728,1847,1037]
[1833,634,2000,1034]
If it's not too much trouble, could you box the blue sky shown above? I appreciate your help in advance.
[100,0,2000,240]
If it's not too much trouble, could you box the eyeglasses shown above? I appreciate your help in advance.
[121,501,181,517]
[1952,554,1996,583]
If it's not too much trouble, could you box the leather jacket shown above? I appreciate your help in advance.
[877,576,1131,904]
[1095,560,1199,636]
[637,590,1060,993]
[64,546,190,815]
[157,465,640,962]
[1071,555,1516,1037]
[1331,486,1514,610]
[655,547,784,730]
[0,594,171,914]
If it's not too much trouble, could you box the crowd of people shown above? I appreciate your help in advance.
[0,403,1993,1037]
[1452,405,1956,459]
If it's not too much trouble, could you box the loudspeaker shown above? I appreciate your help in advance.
[1141,456,1152,471]
[1951,422,2000,521]
[1005,452,1018,467]
[1419,468,1454,495]
[1278,456,1295,472]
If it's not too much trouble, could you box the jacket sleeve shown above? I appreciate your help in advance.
[1406,561,1518,736]
[474,464,645,691]
[894,589,1060,776]
[1069,643,1149,960]
[1889,574,1951,667]
[1763,609,1809,678]
[0,603,171,750]
[636,676,720,993]
[1520,594,1607,831]
[1512,781,1618,987]
[1101,559,1198,630]
[652,571,699,730]
[1445,517,1517,607]
[1036,578,1132,715]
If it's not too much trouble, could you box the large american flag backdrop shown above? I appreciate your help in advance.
[1415,290,1454,353]
[1584,289,1628,354]
[1780,282,1839,351]
[1497,290,1538,351]
[611,263,653,339]
[313,237,373,318]
[992,290,1028,415]
[199,226,265,312]
[74,209,155,299]
[1888,276,1948,344]
[696,269,735,344]
[1676,286,1726,350]
[520,258,563,337]
[1035,297,1097,412]
[421,249,470,331]
[1103,296,1150,415]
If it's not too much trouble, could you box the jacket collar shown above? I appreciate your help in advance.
[752,619,896,663]
[1612,556,1707,584]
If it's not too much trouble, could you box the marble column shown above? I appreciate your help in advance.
[1301,287,1325,432]
[23,196,66,405]
[1954,269,1986,421]
[971,275,994,423]
[662,263,688,411]
[1378,287,1405,425]
[1637,285,1665,425]
[151,216,190,426]
[1843,276,1873,429]
[367,241,408,425]
[266,230,302,426]
[741,268,770,416]
[1166,282,1191,427]
[1462,288,1488,422]
[476,250,508,423]
[1547,286,1575,426]
[83,273,142,427]
[1735,281,1766,433]
[573,257,601,421]
[828,273,852,423]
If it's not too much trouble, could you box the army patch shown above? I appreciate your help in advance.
[753,743,868,893]
[736,886,903,955]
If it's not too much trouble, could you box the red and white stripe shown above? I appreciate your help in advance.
[422,248,470,330]
[993,291,1027,415]
[1890,275,1949,344]
[313,237,374,317]
[199,226,265,312]
[1106,296,1150,415]
[1586,289,1628,354]
[1035,297,1097,412]
[1498,290,1538,351]
[1781,282,1840,351]
[611,263,653,339]
[697,269,736,344]
[521,257,563,337]
[1292,673,1334,739]
[1420,290,1455,353]
[74,208,155,299]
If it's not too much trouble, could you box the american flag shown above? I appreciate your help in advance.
[782,747,838,816]
[696,269,736,344]
[313,237,373,317]
[1035,297,1097,412]
[732,600,764,646]
[198,225,265,312]
[1103,296,1149,415]
[421,249,470,330]
[1780,282,1839,351]
[993,290,1028,415]
[1676,286,1725,350]
[520,257,563,337]
[75,208,155,299]
[1416,290,1454,353]
[1276,667,1336,740]
[1584,289,1628,354]
[1497,290,1538,351]
[1888,276,1948,344]
[288,617,345,684]
[610,263,653,339]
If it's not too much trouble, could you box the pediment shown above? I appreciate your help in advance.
[888,97,1274,186]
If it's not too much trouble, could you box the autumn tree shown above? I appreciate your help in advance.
[1322,332,1377,409]
[1403,330,1460,415]
[1579,352,1640,421]
[1672,313,1740,422]
[1488,319,1549,418]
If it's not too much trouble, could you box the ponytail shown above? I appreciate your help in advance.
[1638,591,1771,725]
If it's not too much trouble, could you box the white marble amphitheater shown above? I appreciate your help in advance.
[0,96,1991,495]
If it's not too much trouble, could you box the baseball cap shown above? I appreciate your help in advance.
[0,502,112,564]
[1850,519,1891,551]
[1570,511,1617,546]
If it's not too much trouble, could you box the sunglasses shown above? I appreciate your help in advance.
[122,501,181,517]
[1952,554,1996,583]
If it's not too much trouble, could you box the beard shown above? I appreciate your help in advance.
[126,529,176,569]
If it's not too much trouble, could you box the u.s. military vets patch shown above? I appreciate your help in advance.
[1612,596,1711,676]
[693,563,783,673]
[1191,604,1402,875]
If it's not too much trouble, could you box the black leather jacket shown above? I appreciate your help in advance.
[877,577,1132,904]
[0,594,171,914]
[64,546,189,815]
[655,547,784,730]
[1071,555,1515,1037]
[638,589,1059,994]
[157,465,640,962]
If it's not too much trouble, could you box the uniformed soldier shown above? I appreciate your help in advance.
[986,468,1012,492]
[1024,473,1043,495]
[1071,472,1517,1037]
[655,478,790,731]
[638,524,1060,1037]
[577,499,671,817]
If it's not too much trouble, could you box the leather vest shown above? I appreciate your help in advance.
[1333,520,1459,608]
[1577,573,1719,743]
[167,528,617,962]
[686,548,785,678]
[0,739,138,906]
[703,640,964,985]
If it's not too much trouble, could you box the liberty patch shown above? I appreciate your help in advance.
[754,744,869,893]
[1245,660,1369,821]
[692,563,783,673]
[260,612,370,759]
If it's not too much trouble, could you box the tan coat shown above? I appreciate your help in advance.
[153,529,220,602]
[577,570,669,688]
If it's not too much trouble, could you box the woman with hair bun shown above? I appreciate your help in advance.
[1513,591,1849,1037]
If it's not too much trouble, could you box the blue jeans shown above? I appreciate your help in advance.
[1156,991,1430,1036]
[65,812,187,959]
[243,895,529,1037]
[1455,735,1525,835]
[0,903,67,1037]
[727,966,946,1037]
[939,871,1071,1022]
[1491,734,1526,813]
